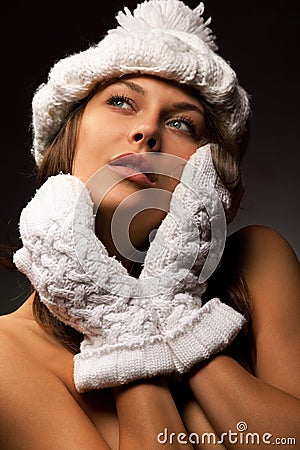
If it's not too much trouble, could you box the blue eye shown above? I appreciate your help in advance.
[167,117,195,134]
[107,95,132,109]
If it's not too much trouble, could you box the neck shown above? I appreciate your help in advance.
[12,292,35,321]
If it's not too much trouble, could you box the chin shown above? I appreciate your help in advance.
[93,180,170,259]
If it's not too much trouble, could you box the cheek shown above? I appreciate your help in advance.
[162,133,198,164]
[73,116,124,180]
[156,152,193,194]
[77,115,112,152]
[170,144,198,161]
[167,177,180,193]
[160,141,198,191]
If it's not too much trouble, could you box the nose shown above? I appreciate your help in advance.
[128,125,161,152]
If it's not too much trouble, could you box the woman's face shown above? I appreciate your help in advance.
[72,75,206,264]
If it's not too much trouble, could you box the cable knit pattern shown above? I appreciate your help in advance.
[140,145,245,372]
[14,144,245,391]
[31,0,250,167]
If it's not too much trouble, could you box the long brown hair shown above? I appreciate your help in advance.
[4,81,251,354]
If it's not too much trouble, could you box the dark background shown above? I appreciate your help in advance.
[1,0,299,314]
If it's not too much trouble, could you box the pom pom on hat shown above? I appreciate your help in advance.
[114,0,218,51]
[31,0,250,167]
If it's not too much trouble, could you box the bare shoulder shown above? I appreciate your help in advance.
[229,224,300,306]
[230,225,300,397]
[0,317,56,398]
[229,224,300,317]
[230,224,299,265]
[0,315,110,449]
[0,314,37,367]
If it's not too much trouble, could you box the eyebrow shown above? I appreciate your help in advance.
[114,80,204,116]
[169,102,204,117]
[114,80,145,95]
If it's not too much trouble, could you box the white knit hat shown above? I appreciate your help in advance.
[32,0,250,167]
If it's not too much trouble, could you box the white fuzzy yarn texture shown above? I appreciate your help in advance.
[32,0,250,167]
[14,144,245,391]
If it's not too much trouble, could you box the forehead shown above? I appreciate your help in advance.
[99,74,203,106]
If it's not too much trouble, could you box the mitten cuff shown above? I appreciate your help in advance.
[73,338,175,392]
[166,297,246,373]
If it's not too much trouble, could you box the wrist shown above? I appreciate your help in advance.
[113,377,169,399]
[188,354,234,388]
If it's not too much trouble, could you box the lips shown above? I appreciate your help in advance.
[108,152,157,187]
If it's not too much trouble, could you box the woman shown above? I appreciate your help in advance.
[0,0,299,449]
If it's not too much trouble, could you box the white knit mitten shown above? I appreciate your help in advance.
[13,174,175,391]
[140,144,245,372]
